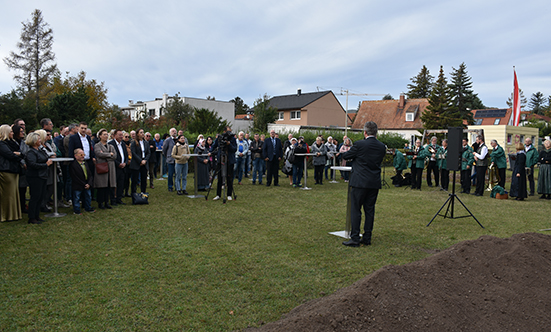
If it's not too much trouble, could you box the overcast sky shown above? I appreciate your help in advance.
[1,0,550,111]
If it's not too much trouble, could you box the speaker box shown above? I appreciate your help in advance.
[447,127,463,171]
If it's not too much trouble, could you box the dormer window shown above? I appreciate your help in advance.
[406,113,414,122]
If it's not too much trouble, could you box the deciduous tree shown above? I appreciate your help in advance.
[165,94,194,128]
[252,94,277,132]
[187,108,228,134]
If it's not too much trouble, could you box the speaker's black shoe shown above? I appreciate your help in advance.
[342,240,360,247]
[360,238,371,246]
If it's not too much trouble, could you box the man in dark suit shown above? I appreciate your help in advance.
[342,121,386,247]
[108,129,129,205]
[68,122,96,172]
[129,129,151,194]
[262,129,283,186]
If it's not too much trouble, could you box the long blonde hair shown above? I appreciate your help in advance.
[0,124,12,141]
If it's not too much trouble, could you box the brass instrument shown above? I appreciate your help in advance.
[487,163,500,191]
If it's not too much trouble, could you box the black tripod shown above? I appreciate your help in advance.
[381,164,390,189]
[427,170,484,228]
[206,146,237,204]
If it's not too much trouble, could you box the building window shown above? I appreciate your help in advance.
[520,135,524,143]
[474,119,483,125]
[149,109,155,117]
[278,112,284,120]
[290,111,301,120]
[494,118,501,125]
[507,134,512,144]
[405,113,414,122]
[532,136,536,143]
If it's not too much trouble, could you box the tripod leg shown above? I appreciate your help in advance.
[427,195,453,227]
[454,195,485,228]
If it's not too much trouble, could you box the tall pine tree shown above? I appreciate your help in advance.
[448,63,484,125]
[422,66,461,129]
[528,92,546,115]
[406,65,434,99]
[3,9,58,112]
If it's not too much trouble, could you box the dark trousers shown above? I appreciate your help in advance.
[314,165,324,184]
[216,163,234,197]
[498,168,506,188]
[266,158,280,186]
[349,187,379,242]
[97,187,111,206]
[28,176,47,220]
[411,165,422,189]
[148,161,157,186]
[427,160,439,186]
[461,169,472,193]
[440,169,449,190]
[124,165,131,195]
[19,186,27,212]
[131,166,148,194]
[528,165,535,194]
[475,165,487,195]
[113,167,126,202]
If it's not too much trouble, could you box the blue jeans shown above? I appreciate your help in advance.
[245,154,250,176]
[235,156,245,182]
[167,163,175,190]
[175,163,188,191]
[252,158,264,184]
[73,189,92,213]
[292,163,303,185]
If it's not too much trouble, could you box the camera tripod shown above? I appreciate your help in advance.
[206,145,237,204]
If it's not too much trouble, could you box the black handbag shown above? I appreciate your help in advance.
[132,192,149,205]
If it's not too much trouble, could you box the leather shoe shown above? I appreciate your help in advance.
[360,238,371,246]
[342,240,360,247]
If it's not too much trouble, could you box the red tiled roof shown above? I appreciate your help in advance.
[235,114,253,120]
[472,108,512,125]
[352,97,428,130]
[526,113,551,122]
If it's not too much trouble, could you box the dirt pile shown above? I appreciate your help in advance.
[246,233,551,332]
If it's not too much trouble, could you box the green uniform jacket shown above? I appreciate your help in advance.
[490,145,507,169]
[393,151,407,171]
[437,146,448,170]
[461,146,474,171]
[407,147,429,169]
[526,146,539,168]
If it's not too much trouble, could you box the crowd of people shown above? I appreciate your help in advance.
[391,134,551,201]
[3,117,551,224]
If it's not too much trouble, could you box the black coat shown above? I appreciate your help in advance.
[148,139,157,163]
[108,139,129,168]
[68,133,96,160]
[129,139,150,170]
[25,147,50,179]
[0,140,22,174]
[70,160,93,191]
[342,137,386,189]
[263,137,283,161]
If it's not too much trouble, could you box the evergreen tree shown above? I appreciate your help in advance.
[252,94,277,132]
[406,65,434,99]
[506,88,528,111]
[187,108,228,134]
[382,94,394,100]
[165,93,194,128]
[229,96,249,115]
[448,62,482,125]
[528,91,546,115]
[3,9,58,112]
[422,66,461,129]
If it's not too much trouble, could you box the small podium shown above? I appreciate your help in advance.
[328,166,352,239]
[45,157,74,218]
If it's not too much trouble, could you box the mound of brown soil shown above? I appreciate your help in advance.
[246,233,551,332]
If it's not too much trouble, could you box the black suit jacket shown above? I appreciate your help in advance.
[69,160,93,191]
[262,137,283,161]
[129,139,150,170]
[342,137,386,189]
[108,139,129,169]
[68,133,96,160]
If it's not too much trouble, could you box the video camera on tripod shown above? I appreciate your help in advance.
[218,130,235,148]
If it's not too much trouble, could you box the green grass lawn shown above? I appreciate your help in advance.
[1,169,550,331]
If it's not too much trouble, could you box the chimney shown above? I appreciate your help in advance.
[297,89,302,96]
[399,93,405,109]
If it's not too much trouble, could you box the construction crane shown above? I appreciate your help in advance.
[340,88,386,136]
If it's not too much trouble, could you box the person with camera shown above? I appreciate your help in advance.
[249,133,264,185]
[210,126,237,201]
[263,129,283,187]
[292,137,308,187]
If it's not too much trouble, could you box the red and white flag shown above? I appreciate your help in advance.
[513,69,521,126]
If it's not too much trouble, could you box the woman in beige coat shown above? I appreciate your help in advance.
[171,135,190,195]
[94,129,117,209]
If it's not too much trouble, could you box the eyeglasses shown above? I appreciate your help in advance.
[124,136,129,138]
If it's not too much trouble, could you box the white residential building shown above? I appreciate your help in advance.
[125,93,235,125]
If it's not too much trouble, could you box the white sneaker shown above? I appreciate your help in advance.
[213,196,220,200]
[227,196,232,201]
